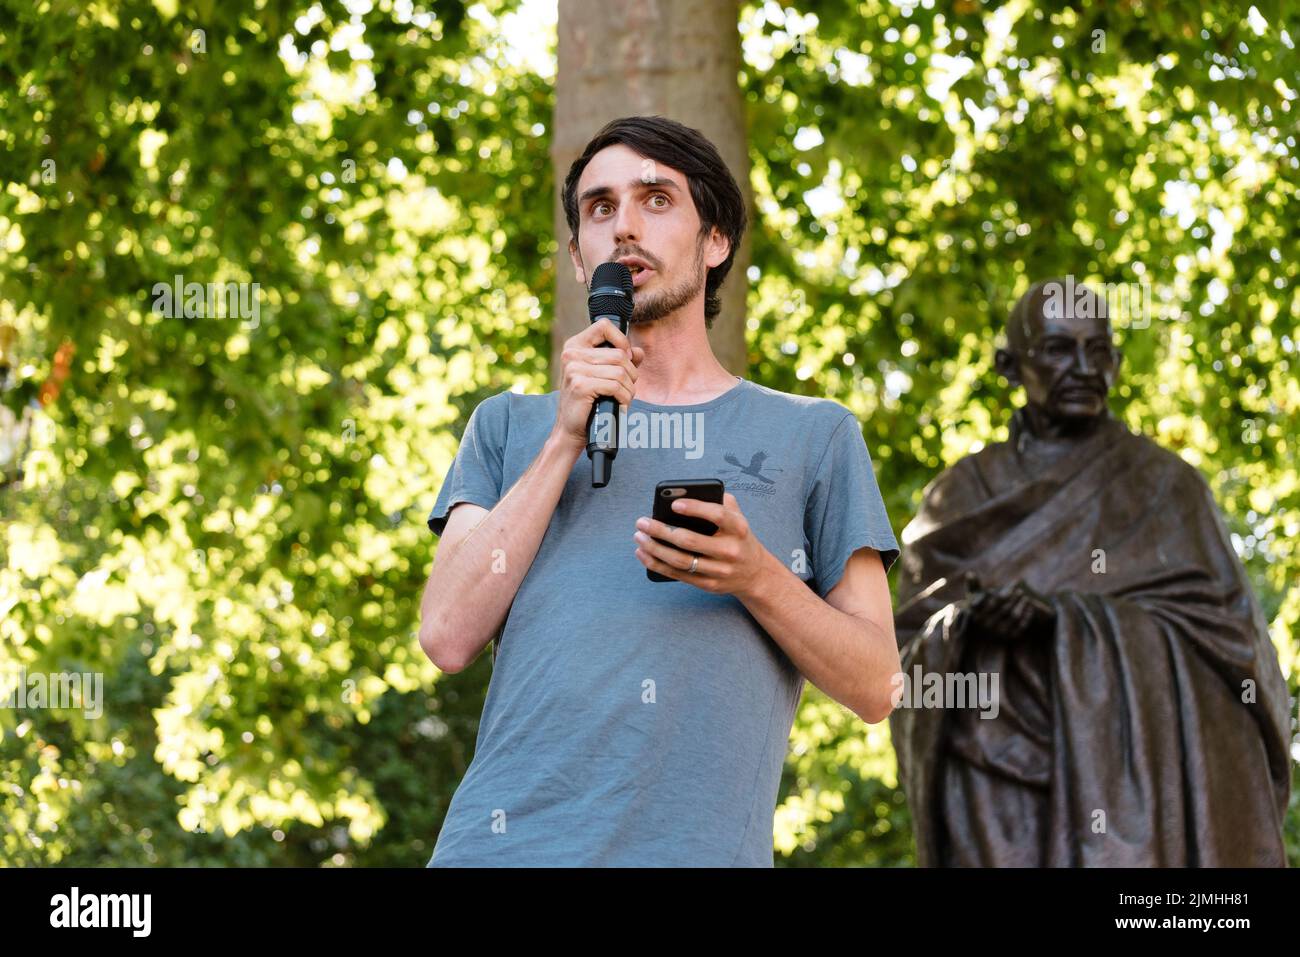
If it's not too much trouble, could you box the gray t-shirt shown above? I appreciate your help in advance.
[424,376,899,866]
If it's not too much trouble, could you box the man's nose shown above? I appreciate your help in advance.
[613,199,642,243]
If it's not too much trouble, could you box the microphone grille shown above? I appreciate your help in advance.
[589,261,634,320]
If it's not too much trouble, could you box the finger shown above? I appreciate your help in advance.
[1016,597,1040,637]
[635,545,679,581]
[635,516,727,558]
[576,347,634,366]
[667,495,736,534]
[636,546,684,582]
[576,363,635,395]
[981,594,1010,619]
[595,347,641,380]
[1007,595,1031,634]
[993,586,1021,610]
[575,349,639,383]
[571,373,633,408]
[635,543,709,580]
[584,317,631,352]
[634,527,699,568]
[630,346,645,365]
[1021,596,1047,632]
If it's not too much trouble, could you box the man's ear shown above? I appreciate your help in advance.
[568,236,586,284]
[994,347,1022,386]
[704,226,730,269]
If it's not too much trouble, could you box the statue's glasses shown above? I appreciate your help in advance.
[1026,334,1118,371]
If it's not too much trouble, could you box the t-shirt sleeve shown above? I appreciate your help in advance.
[803,411,900,598]
[427,393,509,537]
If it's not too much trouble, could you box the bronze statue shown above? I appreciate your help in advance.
[890,278,1292,866]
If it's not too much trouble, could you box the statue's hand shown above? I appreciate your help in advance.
[961,586,1019,639]
[961,580,1056,642]
[1001,580,1056,640]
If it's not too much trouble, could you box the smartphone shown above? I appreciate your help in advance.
[647,479,724,582]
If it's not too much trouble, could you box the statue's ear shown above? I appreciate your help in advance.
[994,347,1021,386]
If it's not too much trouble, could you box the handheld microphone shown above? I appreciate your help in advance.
[585,261,635,488]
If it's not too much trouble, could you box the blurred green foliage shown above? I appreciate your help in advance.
[0,0,1296,866]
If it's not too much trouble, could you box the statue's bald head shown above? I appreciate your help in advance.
[1006,277,1111,354]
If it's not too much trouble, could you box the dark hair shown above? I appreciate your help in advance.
[562,115,747,327]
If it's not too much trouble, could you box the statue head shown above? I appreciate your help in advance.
[994,278,1122,426]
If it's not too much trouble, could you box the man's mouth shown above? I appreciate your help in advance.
[629,265,654,287]
[616,256,654,287]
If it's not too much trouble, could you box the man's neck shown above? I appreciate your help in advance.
[630,310,737,404]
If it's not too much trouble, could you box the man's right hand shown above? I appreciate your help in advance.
[551,319,644,452]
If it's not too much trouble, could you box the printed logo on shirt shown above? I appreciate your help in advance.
[719,450,784,496]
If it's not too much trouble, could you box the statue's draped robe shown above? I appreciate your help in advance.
[890,409,1291,866]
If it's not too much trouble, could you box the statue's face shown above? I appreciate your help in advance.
[1016,307,1119,422]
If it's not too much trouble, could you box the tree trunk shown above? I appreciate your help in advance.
[550,0,751,387]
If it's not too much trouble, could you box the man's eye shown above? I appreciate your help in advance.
[650,193,669,207]
[592,202,611,216]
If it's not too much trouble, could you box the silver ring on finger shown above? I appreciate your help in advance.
[689,556,699,574]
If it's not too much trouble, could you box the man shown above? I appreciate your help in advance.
[419,115,900,866]
[891,278,1292,867]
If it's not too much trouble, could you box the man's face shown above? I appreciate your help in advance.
[1014,304,1119,422]
[568,143,727,325]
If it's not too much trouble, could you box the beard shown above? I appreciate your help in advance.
[629,238,706,326]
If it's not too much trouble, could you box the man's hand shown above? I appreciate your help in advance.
[633,492,770,598]
[958,573,1056,642]
[551,319,645,454]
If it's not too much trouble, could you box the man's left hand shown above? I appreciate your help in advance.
[633,492,769,597]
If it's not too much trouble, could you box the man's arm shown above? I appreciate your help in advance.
[418,433,582,672]
[633,494,899,723]
[738,545,899,723]
[420,319,642,673]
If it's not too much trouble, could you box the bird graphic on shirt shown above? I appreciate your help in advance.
[722,450,784,485]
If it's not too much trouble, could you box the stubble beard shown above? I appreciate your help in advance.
[629,237,707,326]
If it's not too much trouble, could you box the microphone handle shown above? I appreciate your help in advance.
[586,314,628,488]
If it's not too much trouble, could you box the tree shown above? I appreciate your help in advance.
[0,0,1295,867]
